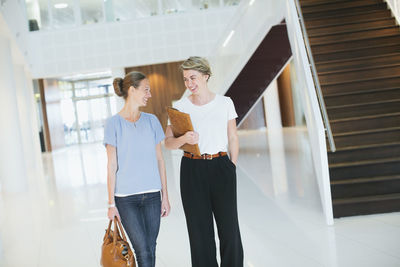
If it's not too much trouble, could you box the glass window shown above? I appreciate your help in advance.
[58,81,73,99]
[224,0,240,6]
[191,0,220,10]
[88,78,112,95]
[74,81,89,97]
[80,0,104,24]
[56,75,116,145]
[61,98,78,145]
[111,0,159,21]
[163,0,188,13]
[51,0,75,28]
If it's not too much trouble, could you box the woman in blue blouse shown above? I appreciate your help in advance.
[104,71,170,267]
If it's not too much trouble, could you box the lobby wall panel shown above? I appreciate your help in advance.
[125,61,186,130]
[41,79,65,151]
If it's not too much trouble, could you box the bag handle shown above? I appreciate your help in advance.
[112,217,128,247]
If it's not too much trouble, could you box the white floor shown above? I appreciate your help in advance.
[0,127,399,267]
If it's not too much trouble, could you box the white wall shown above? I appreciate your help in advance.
[27,8,235,79]
[0,1,29,68]
[0,35,28,193]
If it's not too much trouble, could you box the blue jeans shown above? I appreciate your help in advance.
[115,192,161,267]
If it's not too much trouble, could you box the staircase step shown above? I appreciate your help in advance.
[327,100,400,119]
[325,87,400,106]
[319,65,400,85]
[332,193,400,218]
[308,18,396,37]
[311,34,400,56]
[314,43,400,63]
[324,86,400,98]
[330,113,400,133]
[300,0,359,7]
[316,53,400,73]
[304,9,392,28]
[302,0,381,14]
[309,26,399,46]
[330,158,400,180]
[321,76,400,95]
[328,142,400,164]
[303,3,387,20]
[333,127,400,149]
[331,175,400,199]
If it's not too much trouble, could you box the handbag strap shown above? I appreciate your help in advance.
[115,217,128,241]
[105,219,113,237]
[112,217,128,247]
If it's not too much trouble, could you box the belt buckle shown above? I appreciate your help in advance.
[202,154,213,160]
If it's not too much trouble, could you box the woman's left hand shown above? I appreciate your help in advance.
[161,197,171,217]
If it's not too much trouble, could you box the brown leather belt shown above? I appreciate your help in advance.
[183,151,227,160]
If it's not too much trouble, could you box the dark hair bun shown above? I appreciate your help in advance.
[113,78,124,97]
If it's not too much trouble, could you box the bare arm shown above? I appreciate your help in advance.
[106,145,120,220]
[156,143,170,217]
[227,119,239,165]
[164,125,199,150]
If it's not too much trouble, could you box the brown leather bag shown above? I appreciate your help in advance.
[101,217,136,267]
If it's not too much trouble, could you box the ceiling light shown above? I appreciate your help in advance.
[54,3,68,9]
[223,30,235,47]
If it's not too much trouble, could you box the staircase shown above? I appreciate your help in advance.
[225,23,292,124]
[299,0,400,217]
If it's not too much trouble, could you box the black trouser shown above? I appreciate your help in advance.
[180,155,243,267]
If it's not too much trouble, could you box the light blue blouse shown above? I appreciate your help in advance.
[103,112,165,195]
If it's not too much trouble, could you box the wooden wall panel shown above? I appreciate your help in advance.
[42,79,65,151]
[277,64,295,127]
[38,79,51,151]
[125,61,186,130]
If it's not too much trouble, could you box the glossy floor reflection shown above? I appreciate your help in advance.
[1,127,400,266]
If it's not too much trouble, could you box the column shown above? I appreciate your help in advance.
[14,65,44,180]
[264,80,288,195]
[0,35,28,193]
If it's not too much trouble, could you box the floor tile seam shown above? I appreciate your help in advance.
[334,231,400,260]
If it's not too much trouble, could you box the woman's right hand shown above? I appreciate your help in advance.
[108,207,120,221]
[184,131,199,145]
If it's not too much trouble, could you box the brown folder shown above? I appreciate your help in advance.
[167,107,201,156]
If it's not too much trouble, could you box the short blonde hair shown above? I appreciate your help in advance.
[180,56,212,81]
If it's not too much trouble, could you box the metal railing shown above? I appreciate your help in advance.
[293,0,336,152]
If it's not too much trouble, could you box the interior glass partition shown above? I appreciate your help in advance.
[80,0,104,25]
[59,77,115,146]
[51,0,75,28]
[25,0,242,31]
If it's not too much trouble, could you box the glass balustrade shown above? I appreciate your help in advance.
[25,0,241,31]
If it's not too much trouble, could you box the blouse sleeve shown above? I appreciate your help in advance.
[103,117,117,147]
[227,97,238,121]
[151,115,165,144]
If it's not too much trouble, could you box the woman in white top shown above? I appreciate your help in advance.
[164,57,243,267]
